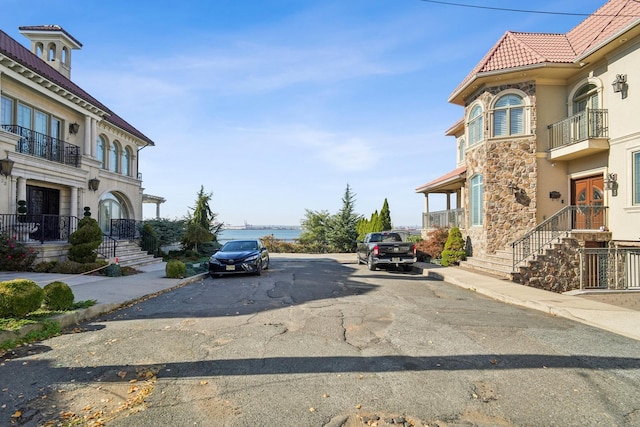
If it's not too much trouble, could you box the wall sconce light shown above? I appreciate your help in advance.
[88,177,100,191]
[0,155,14,177]
[612,74,627,98]
[69,122,80,134]
[549,191,561,199]
[604,173,617,190]
[507,182,520,195]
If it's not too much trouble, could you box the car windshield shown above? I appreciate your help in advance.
[222,241,258,252]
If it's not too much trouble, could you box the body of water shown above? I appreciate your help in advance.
[218,228,301,243]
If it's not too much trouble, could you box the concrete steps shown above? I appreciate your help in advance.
[101,240,162,268]
[459,248,515,280]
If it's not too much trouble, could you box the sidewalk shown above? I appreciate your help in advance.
[413,261,640,342]
[1,255,639,343]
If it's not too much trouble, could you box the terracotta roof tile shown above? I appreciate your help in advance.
[415,166,467,193]
[0,28,154,146]
[451,0,640,100]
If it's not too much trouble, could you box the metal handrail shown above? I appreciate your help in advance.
[547,108,608,150]
[1,124,80,167]
[97,234,118,259]
[512,205,608,271]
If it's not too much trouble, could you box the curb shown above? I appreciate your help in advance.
[0,272,208,347]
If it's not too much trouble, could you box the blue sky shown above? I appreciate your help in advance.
[1,0,607,227]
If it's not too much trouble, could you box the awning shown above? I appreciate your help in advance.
[415,166,466,194]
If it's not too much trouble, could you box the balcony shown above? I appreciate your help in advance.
[1,124,80,167]
[547,109,609,161]
[422,208,464,230]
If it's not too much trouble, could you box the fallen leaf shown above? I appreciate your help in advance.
[117,371,127,379]
[11,410,21,418]
[200,381,208,385]
[309,407,316,412]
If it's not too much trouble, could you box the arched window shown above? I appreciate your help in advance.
[98,192,130,235]
[458,138,466,163]
[470,174,483,226]
[35,43,44,58]
[109,141,120,173]
[122,147,131,176]
[47,43,56,61]
[573,83,599,113]
[493,94,524,137]
[468,105,483,145]
[97,136,107,169]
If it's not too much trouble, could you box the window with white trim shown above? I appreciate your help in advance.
[468,105,483,145]
[458,138,466,163]
[109,141,119,173]
[493,94,524,137]
[1,96,13,126]
[470,174,483,226]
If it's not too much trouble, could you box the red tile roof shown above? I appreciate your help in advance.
[452,0,640,99]
[415,166,467,193]
[0,28,154,146]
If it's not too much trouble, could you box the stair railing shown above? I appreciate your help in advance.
[511,206,574,272]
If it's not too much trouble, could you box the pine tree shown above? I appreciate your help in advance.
[327,184,362,252]
[380,198,392,231]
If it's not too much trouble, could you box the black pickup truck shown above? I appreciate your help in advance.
[356,231,417,271]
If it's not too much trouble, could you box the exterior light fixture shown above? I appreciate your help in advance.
[0,155,14,177]
[612,74,627,97]
[507,182,520,195]
[604,173,618,197]
[88,177,100,191]
[69,122,80,134]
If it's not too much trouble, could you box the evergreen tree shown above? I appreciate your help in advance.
[380,198,392,231]
[299,209,331,252]
[327,184,362,252]
[182,186,222,251]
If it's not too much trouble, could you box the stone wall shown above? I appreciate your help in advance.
[515,237,581,293]
[463,81,538,257]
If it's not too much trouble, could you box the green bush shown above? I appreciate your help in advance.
[441,227,467,266]
[43,281,74,310]
[33,261,57,273]
[50,260,107,274]
[68,217,103,264]
[166,259,186,278]
[0,279,44,318]
[105,263,122,277]
[0,233,38,272]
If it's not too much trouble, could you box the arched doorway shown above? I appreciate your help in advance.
[98,192,131,236]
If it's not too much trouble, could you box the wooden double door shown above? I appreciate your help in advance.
[26,185,61,240]
[571,175,604,230]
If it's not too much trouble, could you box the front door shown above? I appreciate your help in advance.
[26,185,60,240]
[571,176,604,229]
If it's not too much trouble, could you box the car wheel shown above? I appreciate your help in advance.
[356,253,362,265]
[367,254,376,271]
[255,262,262,276]
[264,257,270,270]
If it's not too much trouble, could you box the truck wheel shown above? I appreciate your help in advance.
[402,264,413,272]
[367,254,376,271]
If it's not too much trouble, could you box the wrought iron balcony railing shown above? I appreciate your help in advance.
[1,124,80,167]
[547,109,608,150]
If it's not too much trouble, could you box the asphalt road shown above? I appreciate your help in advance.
[2,256,640,426]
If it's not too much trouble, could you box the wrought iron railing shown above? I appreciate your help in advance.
[110,219,159,255]
[548,108,608,150]
[580,247,640,289]
[1,124,80,167]
[422,208,464,229]
[0,213,77,243]
[97,234,118,259]
[512,205,608,271]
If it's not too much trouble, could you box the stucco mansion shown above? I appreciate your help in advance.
[416,0,640,292]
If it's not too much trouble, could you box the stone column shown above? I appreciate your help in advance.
[84,115,91,156]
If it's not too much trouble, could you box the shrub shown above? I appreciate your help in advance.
[0,279,44,318]
[415,226,449,261]
[33,261,57,273]
[0,233,38,272]
[68,217,103,264]
[166,259,186,278]
[105,263,122,277]
[43,281,74,310]
[51,260,107,274]
[441,227,467,266]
